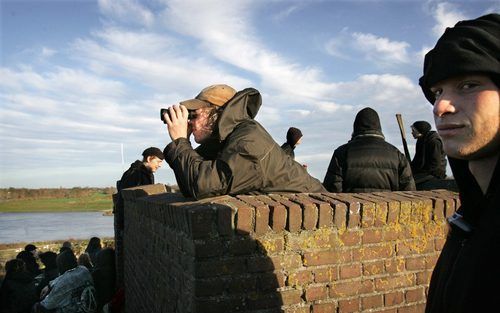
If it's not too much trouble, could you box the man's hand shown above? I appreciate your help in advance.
[164,105,189,141]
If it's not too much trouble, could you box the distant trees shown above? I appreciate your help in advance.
[0,187,117,200]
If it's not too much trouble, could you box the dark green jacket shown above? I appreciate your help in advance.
[164,88,325,199]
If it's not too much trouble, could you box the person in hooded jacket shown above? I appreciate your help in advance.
[0,259,37,313]
[281,127,303,160]
[323,107,415,192]
[419,13,500,313]
[114,147,163,288]
[410,120,447,188]
[162,84,325,199]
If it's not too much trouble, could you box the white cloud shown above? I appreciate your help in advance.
[431,2,466,37]
[98,0,155,27]
[325,31,411,66]
[352,32,410,64]
[41,47,57,58]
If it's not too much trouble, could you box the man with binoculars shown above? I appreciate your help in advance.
[161,84,325,200]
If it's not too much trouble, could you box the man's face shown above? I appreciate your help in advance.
[411,126,421,139]
[189,107,214,144]
[145,156,163,173]
[431,74,500,160]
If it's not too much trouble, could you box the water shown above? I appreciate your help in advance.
[0,212,114,243]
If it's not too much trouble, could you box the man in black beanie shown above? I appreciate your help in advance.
[323,107,415,192]
[114,146,164,287]
[281,127,303,160]
[419,13,500,313]
[410,120,447,189]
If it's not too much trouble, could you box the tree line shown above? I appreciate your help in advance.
[0,187,117,200]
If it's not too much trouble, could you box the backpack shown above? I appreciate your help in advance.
[78,284,97,313]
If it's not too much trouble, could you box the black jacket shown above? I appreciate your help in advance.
[425,157,500,313]
[280,142,295,159]
[323,108,415,193]
[0,271,37,313]
[411,130,447,179]
[164,88,325,200]
[115,161,154,227]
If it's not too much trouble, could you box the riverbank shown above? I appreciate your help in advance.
[0,191,113,212]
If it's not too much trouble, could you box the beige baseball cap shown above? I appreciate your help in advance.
[180,84,237,109]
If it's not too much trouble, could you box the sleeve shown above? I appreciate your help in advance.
[40,280,66,310]
[164,137,264,200]
[323,151,343,192]
[398,152,416,191]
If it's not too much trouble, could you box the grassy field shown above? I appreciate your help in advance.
[0,192,113,213]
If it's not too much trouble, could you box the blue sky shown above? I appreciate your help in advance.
[1,0,499,188]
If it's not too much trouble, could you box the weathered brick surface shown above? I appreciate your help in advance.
[123,189,458,313]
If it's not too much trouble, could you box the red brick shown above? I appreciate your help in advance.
[280,289,303,305]
[258,196,287,231]
[288,270,313,287]
[405,256,426,271]
[284,306,311,313]
[330,280,365,297]
[269,204,287,231]
[352,243,394,261]
[305,285,328,301]
[374,274,415,292]
[257,272,286,291]
[257,237,284,255]
[363,260,384,276]
[406,287,425,303]
[255,205,270,234]
[361,294,383,310]
[382,227,403,241]
[318,203,334,228]
[398,303,426,313]
[425,254,439,269]
[339,230,361,246]
[313,302,336,313]
[362,229,383,244]
[384,291,404,306]
[385,258,405,274]
[338,298,360,313]
[236,205,255,234]
[416,270,432,285]
[304,250,344,267]
[217,204,235,236]
[314,267,338,283]
[434,237,446,251]
[340,263,362,279]
[361,203,376,227]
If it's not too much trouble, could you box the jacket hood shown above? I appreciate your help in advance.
[352,107,384,138]
[216,88,262,141]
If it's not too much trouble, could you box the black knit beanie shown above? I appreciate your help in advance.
[142,147,164,160]
[286,127,303,146]
[353,107,382,137]
[412,121,432,135]
[419,13,500,104]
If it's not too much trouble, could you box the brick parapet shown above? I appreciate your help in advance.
[123,188,458,313]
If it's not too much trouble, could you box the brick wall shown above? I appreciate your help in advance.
[121,185,458,313]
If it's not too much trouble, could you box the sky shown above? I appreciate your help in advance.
[1,0,499,188]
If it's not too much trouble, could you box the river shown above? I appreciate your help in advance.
[0,212,114,243]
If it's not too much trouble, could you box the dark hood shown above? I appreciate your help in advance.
[216,88,262,141]
[419,13,500,104]
[352,107,384,138]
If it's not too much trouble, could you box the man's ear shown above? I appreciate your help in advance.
[145,156,154,164]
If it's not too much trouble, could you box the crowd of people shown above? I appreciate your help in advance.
[0,238,123,313]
